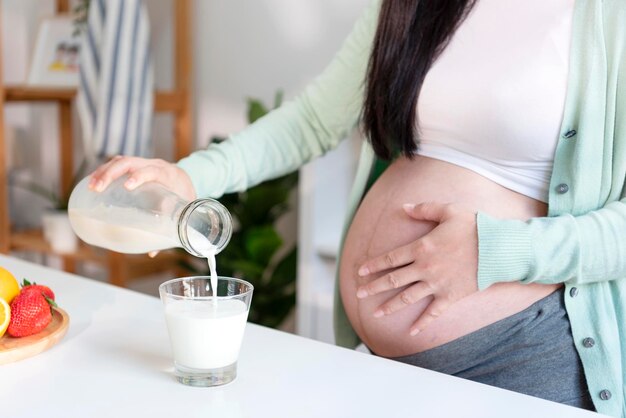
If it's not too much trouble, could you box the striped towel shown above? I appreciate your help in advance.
[77,0,154,158]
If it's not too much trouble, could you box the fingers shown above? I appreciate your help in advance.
[88,156,197,202]
[371,281,450,336]
[356,266,418,298]
[89,156,172,193]
[359,202,476,336]
[88,156,120,190]
[403,201,453,223]
[372,281,433,318]
[125,163,196,201]
[409,298,450,336]
[357,202,457,277]
[358,243,415,277]
[89,156,140,192]
[124,165,166,190]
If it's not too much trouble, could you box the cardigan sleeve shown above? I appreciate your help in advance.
[176,0,380,199]
[476,199,626,289]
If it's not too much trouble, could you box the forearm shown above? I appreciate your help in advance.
[176,100,330,198]
[477,199,626,289]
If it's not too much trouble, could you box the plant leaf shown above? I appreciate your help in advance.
[244,226,282,266]
[273,90,284,109]
[223,259,265,279]
[268,246,297,289]
[252,292,295,328]
[247,99,269,124]
[210,135,227,144]
[242,184,290,226]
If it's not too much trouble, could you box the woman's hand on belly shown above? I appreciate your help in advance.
[356,201,479,336]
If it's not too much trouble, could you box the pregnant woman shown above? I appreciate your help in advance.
[90,1,626,416]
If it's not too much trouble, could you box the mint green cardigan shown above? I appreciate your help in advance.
[179,1,626,416]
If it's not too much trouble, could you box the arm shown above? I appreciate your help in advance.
[177,0,381,198]
[477,199,626,289]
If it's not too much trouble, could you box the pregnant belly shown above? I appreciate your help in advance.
[339,155,560,358]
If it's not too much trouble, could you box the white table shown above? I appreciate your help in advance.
[0,255,605,418]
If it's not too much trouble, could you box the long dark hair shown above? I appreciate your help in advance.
[363,0,477,160]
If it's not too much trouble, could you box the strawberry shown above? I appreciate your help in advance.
[7,291,54,337]
[21,279,55,301]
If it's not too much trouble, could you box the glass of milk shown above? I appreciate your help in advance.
[159,276,254,387]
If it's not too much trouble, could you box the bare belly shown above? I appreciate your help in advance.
[339,155,560,358]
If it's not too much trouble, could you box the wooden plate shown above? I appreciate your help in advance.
[0,307,69,365]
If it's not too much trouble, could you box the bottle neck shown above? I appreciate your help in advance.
[177,199,233,258]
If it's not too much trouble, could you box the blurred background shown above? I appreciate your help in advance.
[0,0,369,343]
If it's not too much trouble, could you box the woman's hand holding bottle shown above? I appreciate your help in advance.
[89,156,196,202]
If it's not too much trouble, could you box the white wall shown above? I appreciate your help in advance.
[192,0,369,146]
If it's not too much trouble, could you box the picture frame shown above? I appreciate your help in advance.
[27,15,81,87]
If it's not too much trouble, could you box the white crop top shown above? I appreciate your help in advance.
[416,0,575,202]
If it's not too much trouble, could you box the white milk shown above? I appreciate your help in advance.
[206,252,218,307]
[185,228,219,305]
[70,207,219,258]
[183,229,218,307]
[165,298,248,369]
[68,207,179,253]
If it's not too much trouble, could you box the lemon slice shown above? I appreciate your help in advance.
[0,298,10,338]
[0,267,19,304]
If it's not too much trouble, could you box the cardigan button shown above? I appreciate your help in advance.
[563,129,577,139]
[582,337,595,348]
[569,287,579,297]
[556,183,569,194]
[599,390,612,401]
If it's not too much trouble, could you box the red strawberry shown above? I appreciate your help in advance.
[7,291,53,337]
[21,279,55,301]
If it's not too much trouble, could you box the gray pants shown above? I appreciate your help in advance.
[388,289,595,410]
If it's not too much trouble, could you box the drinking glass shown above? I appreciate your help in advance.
[159,276,253,386]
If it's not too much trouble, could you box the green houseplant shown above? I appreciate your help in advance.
[185,92,299,329]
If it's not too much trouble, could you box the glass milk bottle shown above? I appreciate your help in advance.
[67,176,232,257]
